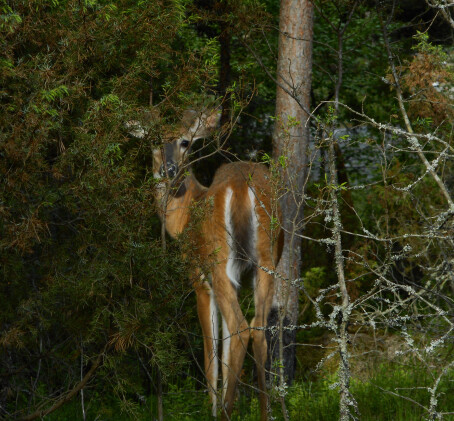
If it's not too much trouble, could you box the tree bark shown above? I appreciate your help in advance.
[269,0,313,383]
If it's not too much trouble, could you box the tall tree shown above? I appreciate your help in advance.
[269,0,314,383]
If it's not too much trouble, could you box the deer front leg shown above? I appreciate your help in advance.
[195,277,219,417]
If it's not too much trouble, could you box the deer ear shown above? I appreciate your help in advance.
[203,109,221,132]
[189,109,221,140]
[182,109,198,128]
[125,120,146,138]
[125,107,161,139]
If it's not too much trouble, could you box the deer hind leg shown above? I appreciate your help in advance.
[195,278,219,417]
[221,315,229,404]
[250,268,274,421]
[212,267,250,420]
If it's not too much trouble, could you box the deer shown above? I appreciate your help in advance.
[128,107,283,420]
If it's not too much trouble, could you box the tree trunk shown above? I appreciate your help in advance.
[268,0,313,384]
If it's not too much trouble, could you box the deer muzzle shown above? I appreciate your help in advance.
[159,161,178,179]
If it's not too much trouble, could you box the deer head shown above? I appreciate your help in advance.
[153,109,220,183]
[127,108,220,183]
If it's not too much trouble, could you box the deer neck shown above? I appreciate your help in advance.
[159,174,206,238]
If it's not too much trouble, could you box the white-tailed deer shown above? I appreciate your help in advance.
[129,108,282,420]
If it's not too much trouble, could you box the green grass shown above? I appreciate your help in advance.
[41,363,454,420]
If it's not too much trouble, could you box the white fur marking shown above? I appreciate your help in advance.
[248,187,259,285]
[221,316,230,401]
[209,289,219,416]
[224,187,240,288]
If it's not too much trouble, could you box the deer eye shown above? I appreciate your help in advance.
[180,139,190,148]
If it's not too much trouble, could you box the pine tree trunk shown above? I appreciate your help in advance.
[269,0,313,383]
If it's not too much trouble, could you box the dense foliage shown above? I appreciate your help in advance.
[0,0,219,417]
